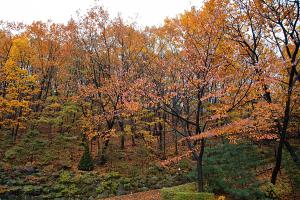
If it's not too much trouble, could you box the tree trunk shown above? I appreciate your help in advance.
[163,115,166,158]
[197,139,205,192]
[99,120,114,164]
[131,120,136,146]
[174,131,178,155]
[12,123,19,143]
[271,66,295,183]
[99,139,109,165]
[120,134,125,150]
[271,138,283,184]
[119,120,125,150]
[158,123,163,151]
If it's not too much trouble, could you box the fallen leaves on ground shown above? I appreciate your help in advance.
[102,190,160,200]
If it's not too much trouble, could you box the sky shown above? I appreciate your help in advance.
[0,0,203,26]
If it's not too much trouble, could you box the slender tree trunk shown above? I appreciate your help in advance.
[44,68,54,100]
[131,120,136,146]
[120,134,125,149]
[99,139,109,164]
[271,138,283,184]
[197,139,205,192]
[196,86,205,191]
[99,120,114,164]
[119,120,125,149]
[174,130,178,155]
[158,123,163,151]
[163,114,166,158]
[173,117,179,155]
[271,63,296,184]
[12,123,19,143]
[171,97,179,155]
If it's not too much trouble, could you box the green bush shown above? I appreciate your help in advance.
[106,171,121,179]
[60,183,79,197]
[160,183,214,200]
[4,146,23,160]
[96,179,118,195]
[78,145,93,171]
[59,170,73,184]
[120,177,135,190]
[78,172,98,185]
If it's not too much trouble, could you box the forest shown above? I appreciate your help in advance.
[0,0,300,199]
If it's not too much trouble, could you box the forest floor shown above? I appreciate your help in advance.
[103,190,161,200]
[1,130,299,199]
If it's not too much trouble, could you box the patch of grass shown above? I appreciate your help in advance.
[161,182,214,200]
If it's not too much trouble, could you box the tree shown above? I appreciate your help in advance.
[78,143,94,171]
[0,36,38,142]
[74,6,149,163]
[144,0,231,191]
[227,0,300,184]
[27,21,67,104]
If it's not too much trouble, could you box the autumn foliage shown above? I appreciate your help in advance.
[0,0,299,197]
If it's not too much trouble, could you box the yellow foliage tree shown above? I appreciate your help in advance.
[0,37,38,142]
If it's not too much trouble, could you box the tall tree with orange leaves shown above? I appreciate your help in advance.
[144,0,236,191]
[226,0,300,184]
